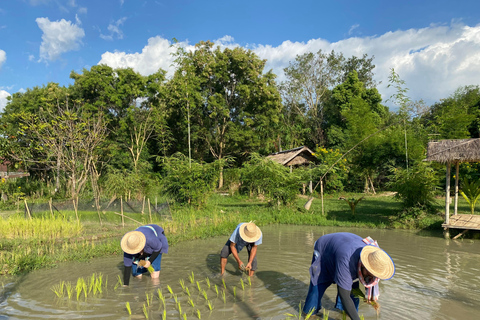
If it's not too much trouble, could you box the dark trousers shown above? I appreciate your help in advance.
[220,240,257,270]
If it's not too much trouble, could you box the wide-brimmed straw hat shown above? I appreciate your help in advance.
[360,245,395,280]
[239,222,262,243]
[121,231,146,254]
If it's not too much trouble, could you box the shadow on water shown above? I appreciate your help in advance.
[255,270,332,313]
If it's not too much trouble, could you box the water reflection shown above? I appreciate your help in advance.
[0,225,479,320]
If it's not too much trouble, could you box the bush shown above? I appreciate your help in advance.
[240,153,300,206]
[160,153,220,207]
[387,161,438,212]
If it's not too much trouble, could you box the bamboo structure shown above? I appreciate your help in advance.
[424,138,480,238]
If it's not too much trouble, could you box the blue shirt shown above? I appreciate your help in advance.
[229,222,262,252]
[309,232,366,291]
[123,224,169,267]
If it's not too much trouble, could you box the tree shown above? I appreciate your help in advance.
[16,98,107,199]
[169,41,283,188]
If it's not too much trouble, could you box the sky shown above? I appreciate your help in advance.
[1,0,480,112]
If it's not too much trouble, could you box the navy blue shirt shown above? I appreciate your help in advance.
[123,224,169,267]
[309,232,366,290]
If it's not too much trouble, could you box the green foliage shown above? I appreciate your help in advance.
[460,178,480,215]
[387,162,438,212]
[312,146,348,192]
[339,196,365,215]
[161,153,220,207]
[240,153,300,206]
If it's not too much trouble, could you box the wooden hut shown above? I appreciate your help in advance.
[267,146,317,194]
[424,138,480,238]
[266,146,316,169]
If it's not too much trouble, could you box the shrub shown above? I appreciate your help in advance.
[240,153,300,206]
[387,161,438,212]
[161,153,220,207]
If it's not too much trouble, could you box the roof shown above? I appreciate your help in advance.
[266,146,316,166]
[425,138,480,163]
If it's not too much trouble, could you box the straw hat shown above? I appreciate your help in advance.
[239,222,262,243]
[121,231,146,254]
[360,245,395,280]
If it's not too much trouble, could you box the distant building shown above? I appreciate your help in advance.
[0,161,30,179]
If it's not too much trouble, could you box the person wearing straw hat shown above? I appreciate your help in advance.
[220,221,262,276]
[303,232,395,320]
[121,224,169,286]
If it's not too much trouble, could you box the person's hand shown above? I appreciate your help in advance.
[143,260,151,269]
[245,262,252,271]
[238,261,245,270]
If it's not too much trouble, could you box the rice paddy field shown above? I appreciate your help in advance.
[1,193,479,319]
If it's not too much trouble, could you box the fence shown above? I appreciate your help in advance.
[22,197,173,221]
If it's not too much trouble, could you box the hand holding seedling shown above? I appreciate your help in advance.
[139,260,151,269]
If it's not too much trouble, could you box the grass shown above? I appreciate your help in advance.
[0,192,461,275]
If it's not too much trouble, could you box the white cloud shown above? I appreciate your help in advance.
[97,23,480,105]
[0,90,11,113]
[36,17,85,62]
[100,17,127,41]
[348,24,360,36]
[0,49,6,69]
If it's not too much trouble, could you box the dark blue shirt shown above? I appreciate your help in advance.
[309,232,366,290]
[123,224,169,267]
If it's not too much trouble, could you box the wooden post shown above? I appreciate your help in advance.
[445,162,451,238]
[24,199,32,219]
[121,196,125,228]
[148,198,152,224]
[142,196,145,215]
[49,198,54,217]
[321,179,324,216]
[454,162,459,216]
[73,198,79,224]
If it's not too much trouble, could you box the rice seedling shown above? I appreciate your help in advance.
[214,284,219,296]
[188,297,195,308]
[207,300,214,311]
[189,271,195,284]
[240,278,245,291]
[205,277,210,289]
[284,302,315,320]
[51,281,65,298]
[173,293,178,303]
[185,287,191,297]
[233,286,236,298]
[179,278,185,291]
[183,313,187,320]
[341,311,346,320]
[322,308,329,320]
[146,292,151,307]
[125,302,132,315]
[222,278,226,289]
[65,281,73,299]
[75,277,86,300]
[167,284,174,296]
[196,280,202,292]
[88,273,95,293]
[143,303,149,319]
[351,287,380,315]
[201,289,208,301]
[157,288,165,305]
[196,309,201,319]
[221,290,226,303]
[114,275,123,290]
[162,309,167,320]
[177,301,182,314]
[247,276,251,286]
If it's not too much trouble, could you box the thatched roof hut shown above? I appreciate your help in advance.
[425,139,480,163]
[424,138,480,237]
[266,146,316,167]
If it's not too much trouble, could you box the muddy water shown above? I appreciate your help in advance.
[1,225,479,320]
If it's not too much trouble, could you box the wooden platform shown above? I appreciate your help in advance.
[442,214,480,230]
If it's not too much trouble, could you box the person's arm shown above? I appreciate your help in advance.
[123,266,132,286]
[246,244,257,270]
[229,241,243,269]
[337,287,361,320]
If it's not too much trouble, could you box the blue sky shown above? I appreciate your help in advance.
[2,0,480,111]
